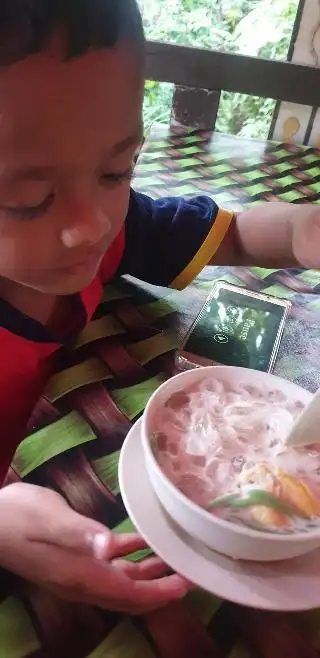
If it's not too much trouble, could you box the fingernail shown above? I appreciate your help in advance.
[173,578,192,597]
[90,533,108,560]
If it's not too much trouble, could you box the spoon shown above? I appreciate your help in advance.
[284,387,320,448]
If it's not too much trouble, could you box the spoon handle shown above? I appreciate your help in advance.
[285,388,320,448]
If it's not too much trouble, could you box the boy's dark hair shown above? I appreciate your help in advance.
[0,0,145,65]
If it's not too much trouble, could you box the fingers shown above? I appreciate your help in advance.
[105,573,190,615]
[112,556,169,580]
[0,485,114,561]
[76,559,189,610]
[60,530,148,561]
[82,571,189,614]
[35,512,115,560]
[10,482,149,563]
[25,494,116,560]
[0,484,189,616]
[25,540,189,614]
[31,492,147,562]
[45,537,188,608]
[128,572,190,604]
[110,533,149,558]
[44,550,189,613]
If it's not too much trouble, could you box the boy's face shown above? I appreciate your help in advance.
[0,40,143,295]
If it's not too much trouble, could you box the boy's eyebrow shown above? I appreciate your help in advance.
[4,127,144,182]
[110,126,143,155]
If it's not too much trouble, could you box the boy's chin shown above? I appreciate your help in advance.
[19,255,103,296]
[54,269,99,295]
[37,265,100,296]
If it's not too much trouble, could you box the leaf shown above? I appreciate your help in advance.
[208,489,306,518]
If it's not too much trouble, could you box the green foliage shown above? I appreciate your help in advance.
[138,0,299,138]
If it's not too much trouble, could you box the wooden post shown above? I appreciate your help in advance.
[171,86,221,130]
[270,0,320,145]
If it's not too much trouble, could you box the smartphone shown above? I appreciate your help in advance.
[176,281,291,373]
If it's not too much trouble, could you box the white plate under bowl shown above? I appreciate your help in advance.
[119,419,320,612]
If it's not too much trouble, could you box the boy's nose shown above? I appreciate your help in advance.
[61,209,111,249]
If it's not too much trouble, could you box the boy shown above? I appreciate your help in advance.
[0,0,319,632]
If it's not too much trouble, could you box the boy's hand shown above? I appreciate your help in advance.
[0,483,189,614]
[292,204,320,269]
[215,202,320,269]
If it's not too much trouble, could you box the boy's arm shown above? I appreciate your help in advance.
[118,190,319,290]
[213,202,315,269]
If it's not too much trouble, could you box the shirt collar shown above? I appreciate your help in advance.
[0,275,103,344]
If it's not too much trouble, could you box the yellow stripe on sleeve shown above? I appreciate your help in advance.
[170,208,234,290]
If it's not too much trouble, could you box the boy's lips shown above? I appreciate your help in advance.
[61,248,105,273]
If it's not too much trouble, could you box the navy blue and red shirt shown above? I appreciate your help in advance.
[0,190,233,480]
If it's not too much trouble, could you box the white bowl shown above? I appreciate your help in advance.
[141,366,320,562]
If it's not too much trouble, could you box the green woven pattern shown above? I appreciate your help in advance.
[134,125,320,209]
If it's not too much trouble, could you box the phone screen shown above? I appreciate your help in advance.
[182,285,288,372]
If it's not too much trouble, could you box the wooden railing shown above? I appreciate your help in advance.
[146,40,320,134]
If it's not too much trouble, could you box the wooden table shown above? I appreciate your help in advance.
[1,127,320,657]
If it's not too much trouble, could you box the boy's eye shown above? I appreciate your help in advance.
[2,193,55,220]
[100,166,134,186]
